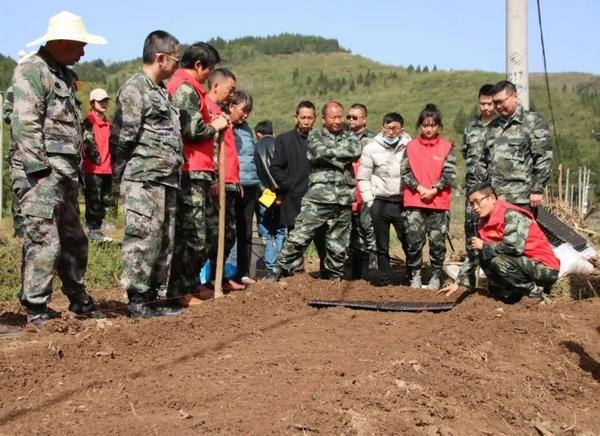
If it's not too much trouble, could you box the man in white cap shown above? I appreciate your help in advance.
[10,11,107,326]
[82,87,113,242]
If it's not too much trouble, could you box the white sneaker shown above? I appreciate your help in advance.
[240,276,256,285]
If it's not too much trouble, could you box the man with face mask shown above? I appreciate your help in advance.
[357,112,411,286]
[266,101,362,281]
[439,182,560,303]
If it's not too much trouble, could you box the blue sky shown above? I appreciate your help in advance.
[1,0,598,73]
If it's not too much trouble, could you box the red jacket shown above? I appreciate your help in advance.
[82,111,112,174]
[479,199,560,270]
[403,136,452,210]
[205,97,240,185]
[352,161,362,212]
[166,69,215,173]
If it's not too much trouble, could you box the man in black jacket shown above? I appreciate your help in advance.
[269,101,326,269]
[254,120,285,273]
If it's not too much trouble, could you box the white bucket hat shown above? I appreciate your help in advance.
[26,11,107,47]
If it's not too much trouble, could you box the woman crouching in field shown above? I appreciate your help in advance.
[401,104,456,290]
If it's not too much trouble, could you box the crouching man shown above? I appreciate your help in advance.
[439,182,560,303]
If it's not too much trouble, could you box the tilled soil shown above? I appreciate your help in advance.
[1,274,599,435]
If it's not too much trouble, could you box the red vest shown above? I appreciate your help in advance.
[205,97,240,185]
[479,199,560,270]
[403,136,452,210]
[166,69,214,173]
[352,160,361,212]
[82,111,112,174]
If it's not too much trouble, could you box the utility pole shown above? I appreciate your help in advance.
[506,0,529,109]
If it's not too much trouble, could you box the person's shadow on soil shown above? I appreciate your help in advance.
[561,341,600,382]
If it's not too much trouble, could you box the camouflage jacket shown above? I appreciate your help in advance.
[477,106,553,205]
[456,209,532,287]
[10,46,83,176]
[356,128,376,147]
[170,82,215,181]
[305,127,362,205]
[462,117,493,192]
[3,86,16,163]
[110,72,183,187]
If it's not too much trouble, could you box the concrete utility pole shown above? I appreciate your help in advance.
[506,0,530,109]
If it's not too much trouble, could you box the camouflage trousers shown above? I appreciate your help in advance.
[120,180,176,300]
[207,190,237,279]
[403,208,449,274]
[481,254,559,302]
[349,203,376,279]
[19,156,89,308]
[10,155,27,238]
[83,172,113,230]
[276,199,352,280]
[167,178,211,297]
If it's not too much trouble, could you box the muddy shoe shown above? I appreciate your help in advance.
[427,274,441,291]
[27,307,60,328]
[410,270,422,289]
[527,285,543,300]
[69,297,106,319]
[0,323,23,338]
[127,302,160,318]
[263,270,281,283]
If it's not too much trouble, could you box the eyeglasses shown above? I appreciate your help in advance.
[468,194,491,207]
[383,125,402,133]
[492,93,514,106]
[346,115,360,121]
[158,52,180,64]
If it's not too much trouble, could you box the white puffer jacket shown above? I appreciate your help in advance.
[357,132,411,203]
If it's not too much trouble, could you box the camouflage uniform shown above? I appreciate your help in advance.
[477,106,553,206]
[274,127,362,279]
[110,72,182,302]
[166,81,216,297]
[456,209,559,301]
[3,87,26,237]
[349,128,377,279]
[402,146,456,276]
[462,117,493,287]
[11,47,92,309]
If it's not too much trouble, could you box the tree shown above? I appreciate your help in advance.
[407,64,415,73]
[423,65,429,73]
[292,67,299,82]
[348,79,356,92]
[433,65,438,72]
[453,107,469,135]
[416,65,422,73]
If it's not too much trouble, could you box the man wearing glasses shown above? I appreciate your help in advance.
[346,104,377,279]
[111,30,184,318]
[439,182,560,302]
[477,80,553,211]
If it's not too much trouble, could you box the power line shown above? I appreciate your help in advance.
[535,0,560,149]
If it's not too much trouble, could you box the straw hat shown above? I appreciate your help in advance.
[26,11,107,47]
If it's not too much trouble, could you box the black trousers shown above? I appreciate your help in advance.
[83,172,113,230]
[235,184,259,277]
[371,198,407,284]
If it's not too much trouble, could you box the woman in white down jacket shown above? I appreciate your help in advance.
[357,112,411,286]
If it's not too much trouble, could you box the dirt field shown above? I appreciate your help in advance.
[1,270,599,435]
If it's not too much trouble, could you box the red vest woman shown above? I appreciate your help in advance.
[402,104,456,290]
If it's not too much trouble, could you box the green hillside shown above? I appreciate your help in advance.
[2,34,600,214]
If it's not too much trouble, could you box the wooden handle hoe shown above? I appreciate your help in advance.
[213,137,226,298]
